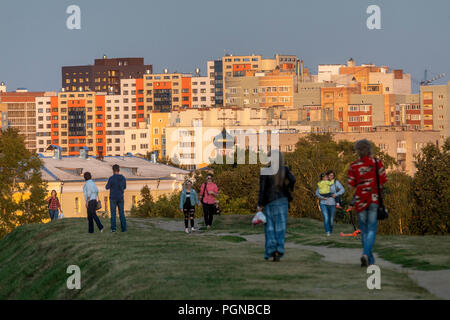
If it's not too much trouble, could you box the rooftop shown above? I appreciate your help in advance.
[40,155,189,182]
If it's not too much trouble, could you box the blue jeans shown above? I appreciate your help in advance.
[110,198,127,232]
[358,203,378,265]
[320,204,336,233]
[49,209,59,221]
[264,197,289,260]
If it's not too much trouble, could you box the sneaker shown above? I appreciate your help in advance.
[111,230,116,233]
[326,232,331,236]
[191,227,195,232]
[206,226,211,230]
[273,252,281,262]
[336,204,343,209]
[100,228,104,233]
[185,228,189,234]
[360,255,369,267]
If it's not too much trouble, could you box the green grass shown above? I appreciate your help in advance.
[209,215,450,271]
[0,217,443,299]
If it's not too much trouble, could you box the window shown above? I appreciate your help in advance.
[75,197,81,214]
[154,138,159,145]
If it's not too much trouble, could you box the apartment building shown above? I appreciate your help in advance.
[420,82,450,145]
[0,90,54,152]
[62,56,152,94]
[165,106,308,169]
[318,59,411,95]
[47,91,106,157]
[142,72,192,114]
[191,75,214,108]
[149,111,169,159]
[36,95,55,153]
[123,124,152,156]
[225,69,296,108]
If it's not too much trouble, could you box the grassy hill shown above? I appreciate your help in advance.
[0,216,448,300]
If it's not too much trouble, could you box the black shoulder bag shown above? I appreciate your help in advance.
[200,183,207,205]
[374,158,388,220]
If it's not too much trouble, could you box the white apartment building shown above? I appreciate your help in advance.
[191,75,214,108]
[35,95,54,154]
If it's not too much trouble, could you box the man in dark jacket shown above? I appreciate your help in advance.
[106,164,127,232]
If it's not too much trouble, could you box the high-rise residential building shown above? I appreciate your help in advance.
[62,56,152,95]
[318,58,411,95]
[142,72,192,114]
[48,91,106,157]
[208,60,223,106]
[36,95,55,153]
[219,54,299,104]
[420,82,450,144]
[225,69,296,108]
[0,90,55,152]
[191,74,214,108]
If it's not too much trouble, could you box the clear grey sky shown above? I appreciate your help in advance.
[0,0,449,92]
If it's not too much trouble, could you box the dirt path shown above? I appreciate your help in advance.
[134,218,450,300]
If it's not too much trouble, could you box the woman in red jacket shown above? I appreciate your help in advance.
[46,190,61,221]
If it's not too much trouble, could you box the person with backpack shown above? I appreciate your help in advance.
[315,170,345,236]
[179,180,199,233]
[199,173,218,230]
[257,150,296,262]
[46,190,61,221]
[348,139,387,267]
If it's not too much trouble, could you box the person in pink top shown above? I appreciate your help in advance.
[199,173,219,230]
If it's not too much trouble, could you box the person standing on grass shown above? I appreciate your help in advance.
[46,190,61,221]
[257,150,296,262]
[106,164,127,233]
[348,139,387,267]
[179,180,199,233]
[83,172,104,234]
[315,170,346,236]
[199,173,218,230]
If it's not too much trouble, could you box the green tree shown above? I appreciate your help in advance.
[410,139,450,235]
[0,128,48,238]
[130,185,154,217]
[380,171,414,235]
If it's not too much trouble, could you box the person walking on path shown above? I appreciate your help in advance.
[106,164,127,233]
[348,139,387,267]
[179,180,199,233]
[257,150,296,262]
[327,170,344,209]
[46,190,61,221]
[83,172,104,234]
[315,171,345,236]
[199,173,218,230]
